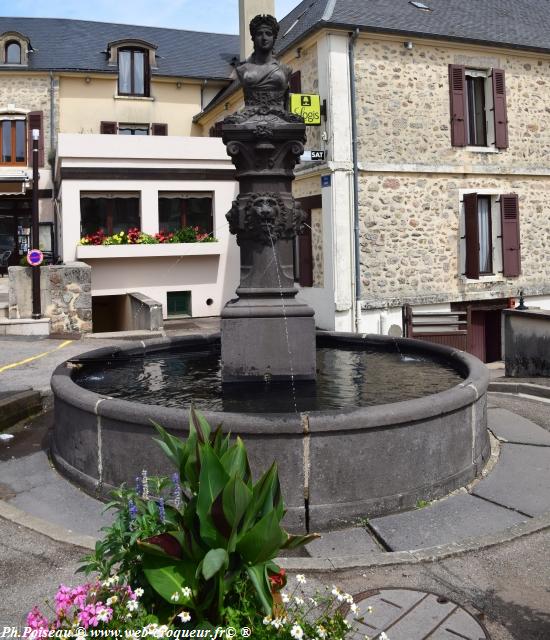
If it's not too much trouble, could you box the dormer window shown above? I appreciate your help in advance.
[0,32,31,66]
[5,41,21,64]
[118,48,148,96]
[107,39,156,98]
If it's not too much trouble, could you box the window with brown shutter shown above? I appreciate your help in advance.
[290,70,302,94]
[27,111,44,167]
[492,69,509,149]
[152,123,167,136]
[100,121,117,134]
[463,193,480,279]
[500,194,520,276]
[209,121,223,138]
[449,66,509,150]
[448,64,467,147]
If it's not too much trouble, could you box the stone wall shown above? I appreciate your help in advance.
[0,74,57,160]
[9,262,92,334]
[354,37,550,169]
[360,172,550,306]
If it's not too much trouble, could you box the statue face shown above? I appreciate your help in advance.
[253,24,275,53]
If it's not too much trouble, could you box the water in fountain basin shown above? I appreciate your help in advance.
[74,342,464,414]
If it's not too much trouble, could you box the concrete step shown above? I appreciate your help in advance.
[0,390,43,431]
[0,304,8,319]
[0,317,50,336]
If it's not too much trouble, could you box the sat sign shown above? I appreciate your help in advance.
[289,93,321,126]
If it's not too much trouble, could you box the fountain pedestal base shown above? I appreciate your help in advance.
[221,296,315,382]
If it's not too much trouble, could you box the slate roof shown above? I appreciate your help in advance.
[0,17,239,80]
[277,0,550,55]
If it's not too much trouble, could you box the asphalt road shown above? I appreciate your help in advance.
[0,515,548,638]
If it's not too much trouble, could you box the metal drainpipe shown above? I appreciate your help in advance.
[50,71,58,261]
[348,28,361,332]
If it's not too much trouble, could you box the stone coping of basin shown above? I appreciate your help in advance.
[51,331,489,434]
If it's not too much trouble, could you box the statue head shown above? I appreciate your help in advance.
[249,14,279,53]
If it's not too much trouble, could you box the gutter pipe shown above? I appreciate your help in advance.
[348,28,361,332]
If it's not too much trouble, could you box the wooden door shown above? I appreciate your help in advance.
[469,311,486,362]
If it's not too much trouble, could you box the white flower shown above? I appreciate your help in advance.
[379,633,390,640]
[96,608,110,623]
[294,596,305,605]
[351,603,359,614]
[262,616,272,625]
[290,624,304,640]
[181,587,192,598]
[367,606,374,614]
[344,593,354,604]
[178,611,191,623]
[126,599,139,612]
[296,574,306,584]
[271,618,284,629]
[134,588,144,598]
[281,592,290,604]
[126,613,133,619]
[316,626,327,639]
[106,596,118,606]
[155,625,170,638]
[170,592,180,602]
[331,586,340,597]
[343,620,352,629]
[309,597,318,606]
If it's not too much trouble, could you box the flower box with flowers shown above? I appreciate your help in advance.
[76,227,220,259]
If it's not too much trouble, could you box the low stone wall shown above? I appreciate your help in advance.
[504,309,550,376]
[9,262,92,334]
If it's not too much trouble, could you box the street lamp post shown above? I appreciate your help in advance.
[31,128,41,319]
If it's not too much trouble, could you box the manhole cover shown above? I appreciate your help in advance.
[347,589,489,639]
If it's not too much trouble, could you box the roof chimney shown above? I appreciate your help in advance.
[239,0,275,61]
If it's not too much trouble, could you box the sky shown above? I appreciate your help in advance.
[0,0,304,33]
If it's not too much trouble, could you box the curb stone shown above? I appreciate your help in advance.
[1,496,549,572]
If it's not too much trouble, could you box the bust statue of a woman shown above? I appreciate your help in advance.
[225,14,302,124]
[236,14,291,110]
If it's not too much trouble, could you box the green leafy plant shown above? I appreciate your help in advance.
[140,409,317,625]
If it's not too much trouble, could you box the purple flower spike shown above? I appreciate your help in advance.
[141,469,149,500]
[128,499,138,520]
[158,498,166,523]
[135,475,142,496]
[171,472,181,508]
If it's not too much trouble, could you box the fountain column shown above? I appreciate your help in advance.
[220,15,316,382]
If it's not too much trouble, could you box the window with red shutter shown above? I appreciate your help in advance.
[450,66,508,150]
[100,121,117,134]
[492,69,509,149]
[500,194,520,276]
[152,123,167,136]
[290,70,302,94]
[463,193,480,279]
[448,64,467,147]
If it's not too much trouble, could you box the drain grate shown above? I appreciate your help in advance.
[347,589,490,639]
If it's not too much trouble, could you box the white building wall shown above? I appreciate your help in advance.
[57,134,239,319]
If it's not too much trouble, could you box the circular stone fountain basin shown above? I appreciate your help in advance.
[51,332,489,532]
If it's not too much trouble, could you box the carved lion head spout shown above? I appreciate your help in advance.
[226,193,306,246]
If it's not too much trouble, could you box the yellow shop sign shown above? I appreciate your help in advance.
[289,93,321,126]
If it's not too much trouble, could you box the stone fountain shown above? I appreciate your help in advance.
[220,14,315,382]
[50,15,490,533]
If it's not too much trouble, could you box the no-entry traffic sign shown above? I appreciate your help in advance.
[27,249,44,266]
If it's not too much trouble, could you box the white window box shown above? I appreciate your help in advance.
[76,242,221,259]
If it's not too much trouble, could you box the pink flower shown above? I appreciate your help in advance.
[25,607,50,632]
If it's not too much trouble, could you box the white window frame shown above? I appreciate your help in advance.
[458,189,504,283]
[465,69,497,152]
